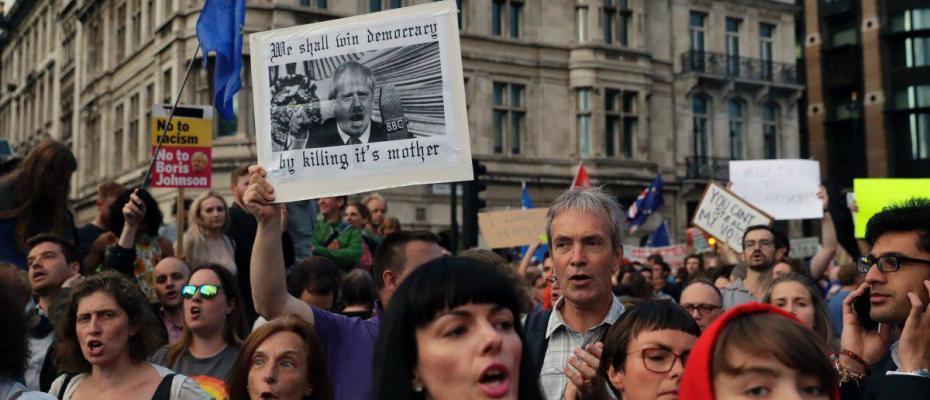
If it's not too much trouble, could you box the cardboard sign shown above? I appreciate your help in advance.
[249,1,473,201]
[478,208,549,249]
[789,237,821,259]
[854,179,930,238]
[150,105,213,188]
[692,183,774,252]
[623,244,688,270]
[729,159,822,220]
[688,227,711,254]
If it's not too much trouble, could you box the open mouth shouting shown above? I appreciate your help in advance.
[188,305,202,321]
[568,273,594,288]
[31,270,47,282]
[85,340,104,357]
[478,363,511,398]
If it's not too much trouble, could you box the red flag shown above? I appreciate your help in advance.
[572,161,592,188]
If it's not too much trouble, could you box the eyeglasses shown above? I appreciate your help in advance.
[181,284,224,300]
[681,303,720,316]
[743,239,774,249]
[857,254,930,273]
[627,347,689,373]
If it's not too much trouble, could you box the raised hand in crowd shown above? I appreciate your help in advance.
[809,185,838,279]
[563,342,609,400]
[243,165,283,225]
[117,189,146,250]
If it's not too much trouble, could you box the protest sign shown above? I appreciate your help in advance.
[692,182,774,252]
[623,244,688,270]
[729,159,822,220]
[150,105,213,188]
[854,179,930,238]
[687,227,711,254]
[789,237,821,259]
[249,1,472,202]
[478,208,549,249]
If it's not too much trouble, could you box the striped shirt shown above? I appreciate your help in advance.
[540,296,625,400]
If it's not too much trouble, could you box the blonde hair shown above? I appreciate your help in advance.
[183,191,230,268]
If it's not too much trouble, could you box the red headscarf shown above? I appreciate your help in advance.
[679,302,840,400]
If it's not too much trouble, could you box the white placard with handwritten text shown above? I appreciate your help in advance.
[730,159,822,220]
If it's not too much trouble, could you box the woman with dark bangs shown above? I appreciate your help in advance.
[372,257,544,400]
[594,300,701,400]
[680,303,838,400]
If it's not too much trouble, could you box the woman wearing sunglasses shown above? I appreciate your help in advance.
[593,300,701,400]
[372,257,544,400]
[150,264,249,399]
[49,271,207,399]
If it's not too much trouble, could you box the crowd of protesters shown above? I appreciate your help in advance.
[0,139,929,399]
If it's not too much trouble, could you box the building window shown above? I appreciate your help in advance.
[114,104,124,171]
[760,23,775,80]
[605,89,638,158]
[116,3,127,62]
[370,0,402,11]
[577,88,591,157]
[689,11,706,70]
[728,99,745,160]
[762,103,778,159]
[86,19,101,76]
[827,20,858,47]
[492,0,522,38]
[894,85,930,110]
[146,82,155,149]
[692,95,709,158]
[147,0,155,34]
[603,0,631,46]
[493,82,525,155]
[725,17,741,76]
[163,68,173,103]
[132,0,142,49]
[299,0,327,7]
[130,94,140,166]
[84,114,100,183]
[889,8,930,33]
[577,7,588,43]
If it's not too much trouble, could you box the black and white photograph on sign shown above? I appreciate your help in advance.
[268,42,442,152]
[249,0,472,202]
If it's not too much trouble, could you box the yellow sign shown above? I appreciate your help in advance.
[150,116,213,147]
[854,179,930,238]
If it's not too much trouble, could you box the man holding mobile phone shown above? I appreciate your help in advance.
[839,198,930,399]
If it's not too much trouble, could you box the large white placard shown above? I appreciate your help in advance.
[729,159,822,220]
[692,183,774,252]
[249,1,472,202]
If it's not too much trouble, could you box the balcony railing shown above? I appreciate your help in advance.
[685,156,730,181]
[680,50,799,85]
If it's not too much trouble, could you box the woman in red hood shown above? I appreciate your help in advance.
[680,302,839,400]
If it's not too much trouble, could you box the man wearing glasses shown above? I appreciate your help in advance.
[720,225,781,309]
[838,198,930,398]
[679,278,723,331]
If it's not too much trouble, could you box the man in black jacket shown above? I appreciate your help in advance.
[839,198,930,399]
[226,165,295,324]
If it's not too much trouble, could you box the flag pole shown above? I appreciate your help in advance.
[140,44,202,191]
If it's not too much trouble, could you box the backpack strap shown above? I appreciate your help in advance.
[151,373,176,400]
[524,309,553,378]
[55,374,74,399]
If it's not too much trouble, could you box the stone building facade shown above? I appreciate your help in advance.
[0,0,803,244]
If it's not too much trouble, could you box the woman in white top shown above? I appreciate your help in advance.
[183,191,236,274]
[49,271,207,400]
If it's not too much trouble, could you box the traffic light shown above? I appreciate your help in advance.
[461,159,487,249]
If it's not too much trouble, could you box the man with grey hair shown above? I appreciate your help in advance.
[310,61,388,147]
[524,186,626,399]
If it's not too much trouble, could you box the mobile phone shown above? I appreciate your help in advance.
[852,288,878,331]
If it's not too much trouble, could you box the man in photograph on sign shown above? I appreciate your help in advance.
[309,61,412,148]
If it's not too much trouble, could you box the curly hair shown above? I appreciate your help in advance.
[54,271,164,373]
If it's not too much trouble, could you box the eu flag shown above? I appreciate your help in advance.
[628,174,664,233]
[196,0,246,119]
